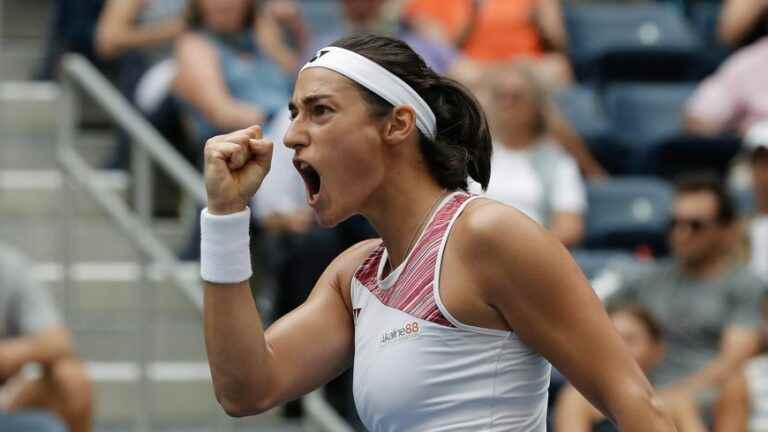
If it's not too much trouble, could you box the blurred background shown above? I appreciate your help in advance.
[0,0,767,431]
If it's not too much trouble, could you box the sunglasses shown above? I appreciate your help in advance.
[668,217,719,233]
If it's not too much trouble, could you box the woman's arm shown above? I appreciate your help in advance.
[95,0,185,59]
[463,202,675,431]
[173,33,265,131]
[718,0,768,47]
[535,0,568,52]
[201,128,364,416]
[554,385,603,432]
[550,211,584,247]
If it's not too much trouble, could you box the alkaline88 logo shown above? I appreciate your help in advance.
[380,321,421,346]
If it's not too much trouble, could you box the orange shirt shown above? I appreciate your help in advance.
[404,0,543,61]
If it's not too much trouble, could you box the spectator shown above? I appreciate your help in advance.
[0,244,92,432]
[95,0,191,165]
[303,0,458,76]
[555,306,707,432]
[746,123,768,281]
[35,0,108,81]
[173,0,297,157]
[684,36,768,138]
[709,292,768,432]
[602,173,764,421]
[402,0,572,87]
[718,0,768,48]
[473,65,586,247]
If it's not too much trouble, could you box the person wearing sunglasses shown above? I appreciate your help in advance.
[602,173,765,428]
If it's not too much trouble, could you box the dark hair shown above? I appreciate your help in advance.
[329,34,492,191]
[674,172,735,225]
[187,0,258,30]
[612,305,664,343]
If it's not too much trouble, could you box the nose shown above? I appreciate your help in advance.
[283,116,308,152]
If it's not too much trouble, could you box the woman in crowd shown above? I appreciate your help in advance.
[555,306,707,432]
[173,0,300,155]
[473,64,586,247]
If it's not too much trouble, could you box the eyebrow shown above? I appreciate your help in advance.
[288,94,333,111]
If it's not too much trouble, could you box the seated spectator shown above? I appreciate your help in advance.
[746,123,768,281]
[94,0,190,169]
[718,0,768,48]
[173,0,297,158]
[303,0,458,76]
[473,65,586,247]
[0,244,92,432]
[555,306,707,432]
[684,36,768,138]
[35,0,108,81]
[709,292,768,431]
[602,173,764,421]
[402,0,572,87]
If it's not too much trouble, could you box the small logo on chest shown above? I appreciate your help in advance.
[379,321,421,346]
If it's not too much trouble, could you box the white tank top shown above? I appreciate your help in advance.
[351,192,551,432]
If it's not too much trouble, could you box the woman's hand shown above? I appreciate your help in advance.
[204,126,273,215]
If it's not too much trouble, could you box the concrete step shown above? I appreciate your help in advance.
[0,40,44,80]
[0,215,188,262]
[35,261,201,313]
[0,170,129,216]
[0,81,59,134]
[0,129,117,169]
[72,316,204,362]
[1,0,50,40]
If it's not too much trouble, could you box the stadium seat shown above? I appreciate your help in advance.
[565,4,703,83]
[603,82,697,173]
[648,134,742,180]
[584,177,674,254]
[552,85,626,174]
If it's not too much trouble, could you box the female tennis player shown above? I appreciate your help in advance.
[200,34,675,431]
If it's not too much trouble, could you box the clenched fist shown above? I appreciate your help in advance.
[204,125,273,215]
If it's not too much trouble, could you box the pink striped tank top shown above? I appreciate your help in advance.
[350,191,551,432]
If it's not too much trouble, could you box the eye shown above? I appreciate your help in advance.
[288,108,298,120]
[312,104,332,117]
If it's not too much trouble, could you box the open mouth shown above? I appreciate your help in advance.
[294,159,322,204]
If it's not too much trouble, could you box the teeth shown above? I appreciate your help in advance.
[298,161,309,170]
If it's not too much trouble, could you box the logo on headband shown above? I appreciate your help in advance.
[309,49,330,63]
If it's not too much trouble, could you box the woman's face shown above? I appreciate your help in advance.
[198,0,250,33]
[612,311,663,372]
[492,71,540,138]
[285,68,389,227]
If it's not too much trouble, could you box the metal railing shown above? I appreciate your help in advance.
[56,53,354,431]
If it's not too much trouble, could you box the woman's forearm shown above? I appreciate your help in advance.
[204,281,275,416]
[607,384,677,432]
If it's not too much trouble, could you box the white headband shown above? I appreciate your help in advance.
[300,46,437,140]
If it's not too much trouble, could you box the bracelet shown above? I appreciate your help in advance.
[200,207,252,284]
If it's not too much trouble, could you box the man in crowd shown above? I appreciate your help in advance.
[0,244,93,432]
[604,173,765,423]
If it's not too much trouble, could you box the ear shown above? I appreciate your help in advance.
[382,105,418,145]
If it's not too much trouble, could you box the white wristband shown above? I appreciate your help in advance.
[200,207,252,284]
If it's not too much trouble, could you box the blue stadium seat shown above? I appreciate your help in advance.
[584,177,674,254]
[565,4,703,83]
[603,82,697,172]
[552,85,626,174]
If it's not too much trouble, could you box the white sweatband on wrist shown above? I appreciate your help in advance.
[200,207,252,284]
[301,46,437,140]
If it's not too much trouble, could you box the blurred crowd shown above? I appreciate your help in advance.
[2,0,767,430]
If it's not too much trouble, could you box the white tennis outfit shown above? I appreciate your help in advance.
[351,192,551,432]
